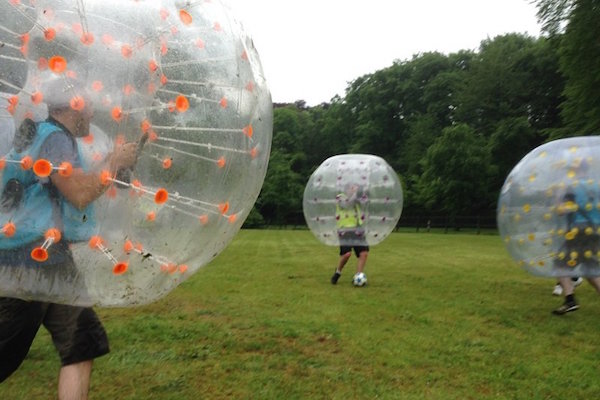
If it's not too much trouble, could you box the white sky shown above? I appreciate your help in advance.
[226,0,542,106]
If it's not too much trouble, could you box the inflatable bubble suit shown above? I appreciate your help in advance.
[497,137,600,278]
[303,154,403,247]
[0,0,272,306]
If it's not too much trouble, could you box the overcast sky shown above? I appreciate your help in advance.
[226,0,542,106]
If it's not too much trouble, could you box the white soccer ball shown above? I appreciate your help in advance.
[353,272,367,287]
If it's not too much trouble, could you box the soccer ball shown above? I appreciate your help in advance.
[352,272,367,287]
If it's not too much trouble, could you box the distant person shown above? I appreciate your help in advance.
[331,183,369,285]
[552,184,600,315]
[0,78,138,399]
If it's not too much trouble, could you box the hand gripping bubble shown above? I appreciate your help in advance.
[303,154,403,247]
[0,0,272,306]
[497,137,600,278]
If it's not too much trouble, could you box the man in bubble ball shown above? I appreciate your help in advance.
[551,177,600,315]
[331,183,369,285]
[0,77,138,398]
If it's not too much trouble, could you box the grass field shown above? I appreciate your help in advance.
[1,230,600,399]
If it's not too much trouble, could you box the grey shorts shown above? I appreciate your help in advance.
[0,297,109,382]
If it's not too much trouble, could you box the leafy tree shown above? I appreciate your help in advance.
[416,124,496,216]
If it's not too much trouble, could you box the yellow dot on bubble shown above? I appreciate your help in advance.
[570,251,578,259]
[584,250,593,259]
[514,213,521,222]
[544,239,553,246]
[538,260,545,266]
[504,236,511,243]
[585,227,593,235]
[543,213,552,221]
[538,151,547,158]
[529,260,535,266]
[528,233,535,241]
[569,146,578,153]
[568,260,577,267]
[523,204,531,213]
[518,238,525,245]
[557,229,565,235]
[558,252,566,260]
[565,231,576,240]
[586,203,593,211]
[529,174,536,182]
[567,170,576,179]
[518,260,525,267]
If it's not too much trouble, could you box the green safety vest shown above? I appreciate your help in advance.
[335,193,363,229]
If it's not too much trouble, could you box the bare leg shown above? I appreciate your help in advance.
[337,252,352,272]
[586,276,600,293]
[356,251,368,273]
[58,360,92,400]
[558,276,575,296]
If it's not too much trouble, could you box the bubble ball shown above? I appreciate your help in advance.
[497,137,600,278]
[303,154,403,247]
[0,0,272,306]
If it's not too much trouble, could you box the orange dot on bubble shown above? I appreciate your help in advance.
[123,85,134,96]
[82,133,94,144]
[213,22,222,31]
[175,95,189,112]
[101,34,114,45]
[37,57,48,70]
[31,91,43,105]
[123,240,134,253]
[198,215,208,225]
[21,33,29,45]
[216,157,225,168]
[45,228,61,242]
[2,222,16,238]
[219,97,227,108]
[154,188,168,204]
[0,158,5,170]
[195,38,205,49]
[245,81,255,92]
[48,56,67,73]
[70,96,85,111]
[160,75,168,85]
[121,44,133,58]
[250,147,258,159]
[179,9,193,25]
[162,158,172,169]
[160,8,169,20]
[58,161,73,177]
[80,32,94,45]
[31,247,48,262]
[99,170,112,185]
[113,262,128,275]
[91,81,103,92]
[146,211,156,221]
[141,120,151,133]
[149,60,158,72]
[243,125,253,138]
[44,28,56,41]
[20,156,33,170]
[218,202,229,215]
[88,235,104,249]
[178,265,188,274]
[111,107,123,121]
[228,214,237,224]
[33,159,52,177]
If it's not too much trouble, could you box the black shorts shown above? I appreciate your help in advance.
[0,298,109,382]
[339,245,369,257]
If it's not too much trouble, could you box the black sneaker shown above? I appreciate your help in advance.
[331,272,341,285]
[552,302,579,315]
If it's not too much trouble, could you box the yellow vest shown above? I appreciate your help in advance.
[335,194,363,228]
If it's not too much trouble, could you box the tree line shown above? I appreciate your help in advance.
[245,0,600,227]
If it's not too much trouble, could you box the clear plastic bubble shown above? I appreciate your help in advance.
[303,154,403,246]
[0,0,272,306]
[497,137,600,278]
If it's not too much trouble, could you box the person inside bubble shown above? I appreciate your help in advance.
[0,77,138,398]
[551,167,600,315]
[330,183,369,285]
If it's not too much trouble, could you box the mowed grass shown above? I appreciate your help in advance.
[2,230,600,399]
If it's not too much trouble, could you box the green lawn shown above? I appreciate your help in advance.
[2,230,600,399]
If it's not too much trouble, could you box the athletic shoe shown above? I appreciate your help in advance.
[331,271,341,285]
[573,277,583,287]
[552,302,579,315]
[552,284,563,296]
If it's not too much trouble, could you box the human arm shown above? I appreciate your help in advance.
[50,142,137,209]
